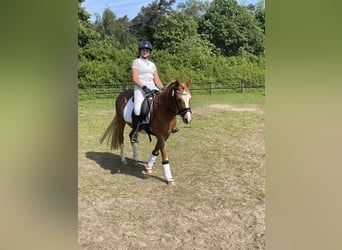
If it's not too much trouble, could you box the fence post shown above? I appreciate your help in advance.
[210,82,212,95]
[241,82,245,93]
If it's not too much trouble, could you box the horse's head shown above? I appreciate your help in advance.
[171,79,192,124]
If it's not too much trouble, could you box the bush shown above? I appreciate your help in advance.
[78,40,264,91]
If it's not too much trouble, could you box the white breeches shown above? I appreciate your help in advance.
[133,81,158,115]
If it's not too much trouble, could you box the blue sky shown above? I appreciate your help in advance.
[81,0,260,22]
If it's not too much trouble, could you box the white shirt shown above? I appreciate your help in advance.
[132,57,157,89]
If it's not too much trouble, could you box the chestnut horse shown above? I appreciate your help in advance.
[100,79,192,185]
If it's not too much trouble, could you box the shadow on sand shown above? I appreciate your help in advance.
[85,151,165,183]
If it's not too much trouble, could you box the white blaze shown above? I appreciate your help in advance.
[181,92,192,123]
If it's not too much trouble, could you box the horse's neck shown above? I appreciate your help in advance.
[155,89,176,120]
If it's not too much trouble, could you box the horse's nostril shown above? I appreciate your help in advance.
[183,118,191,124]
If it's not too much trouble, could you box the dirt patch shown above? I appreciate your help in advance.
[193,103,264,117]
[97,110,115,116]
[209,104,261,112]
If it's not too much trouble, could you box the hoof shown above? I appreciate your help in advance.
[166,179,175,186]
[145,168,153,174]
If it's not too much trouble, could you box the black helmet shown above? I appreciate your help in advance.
[138,41,153,51]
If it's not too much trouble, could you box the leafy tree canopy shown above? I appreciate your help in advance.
[78,0,99,47]
[176,0,210,22]
[130,0,176,43]
[94,8,137,49]
[78,0,265,88]
[154,12,216,55]
[198,0,264,56]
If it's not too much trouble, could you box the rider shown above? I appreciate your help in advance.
[130,41,164,143]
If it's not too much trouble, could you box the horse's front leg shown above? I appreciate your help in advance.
[146,150,159,173]
[161,149,174,185]
[159,138,174,185]
[146,139,161,173]
[147,137,174,185]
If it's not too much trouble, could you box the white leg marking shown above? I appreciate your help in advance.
[162,162,173,181]
[132,143,139,161]
[120,144,127,164]
[147,153,158,169]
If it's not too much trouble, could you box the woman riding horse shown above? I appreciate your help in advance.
[100,79,192,185]
[130,40,164,143]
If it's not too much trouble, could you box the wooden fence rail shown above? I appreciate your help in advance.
[78,82,265,98]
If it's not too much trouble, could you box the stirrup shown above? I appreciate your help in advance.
[130,132,139,143]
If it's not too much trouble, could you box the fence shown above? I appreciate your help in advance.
[78,82,265,98]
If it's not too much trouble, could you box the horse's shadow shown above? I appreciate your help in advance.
[85,151,164,182]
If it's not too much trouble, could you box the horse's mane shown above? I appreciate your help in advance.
[164,80,178,90]
[152,80,178,117]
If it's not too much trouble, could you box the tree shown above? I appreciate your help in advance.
[118,15,131,32]
[198,0,264,56]
[176,0,209,22]
[102,8,117,37]
[154,12,215,55]
[78,0,99,47]
[130,0,176,43]
[94,8,137,49]
[254,0,265,34]
[78,0,89,22]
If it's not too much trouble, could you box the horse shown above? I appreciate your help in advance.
[100,79,192,185]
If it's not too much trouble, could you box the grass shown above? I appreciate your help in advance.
[78,92,265,249]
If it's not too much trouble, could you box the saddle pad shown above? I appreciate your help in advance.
[123,96,152,124]
[123,97,134,123]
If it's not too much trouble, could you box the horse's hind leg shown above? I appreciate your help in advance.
[132,143,139,162]
[117,121,128,165]
[127,125,139,161]
[119,144,127,165]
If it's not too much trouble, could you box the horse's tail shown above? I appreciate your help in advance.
[100,115,120,150]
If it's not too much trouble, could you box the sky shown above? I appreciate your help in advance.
[81,0,260,22]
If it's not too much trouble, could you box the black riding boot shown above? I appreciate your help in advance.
[130,113,140,143]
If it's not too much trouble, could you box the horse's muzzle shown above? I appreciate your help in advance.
[178,108,192,124]
[182,112,192,124]
[183,117,191,124]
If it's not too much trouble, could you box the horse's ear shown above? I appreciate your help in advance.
[185,78,191,87]
[173,80,180,86]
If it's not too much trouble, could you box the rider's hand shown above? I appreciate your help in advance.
[142,85,151,94]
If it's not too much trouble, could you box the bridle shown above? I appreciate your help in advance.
[171,89,192,116]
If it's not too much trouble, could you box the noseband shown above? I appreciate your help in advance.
[172,89,192,116]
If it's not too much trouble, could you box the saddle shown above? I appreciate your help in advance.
[138,93,154,124]
[132,90,159,141]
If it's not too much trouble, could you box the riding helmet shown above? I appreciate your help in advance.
[138,41,153,51]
